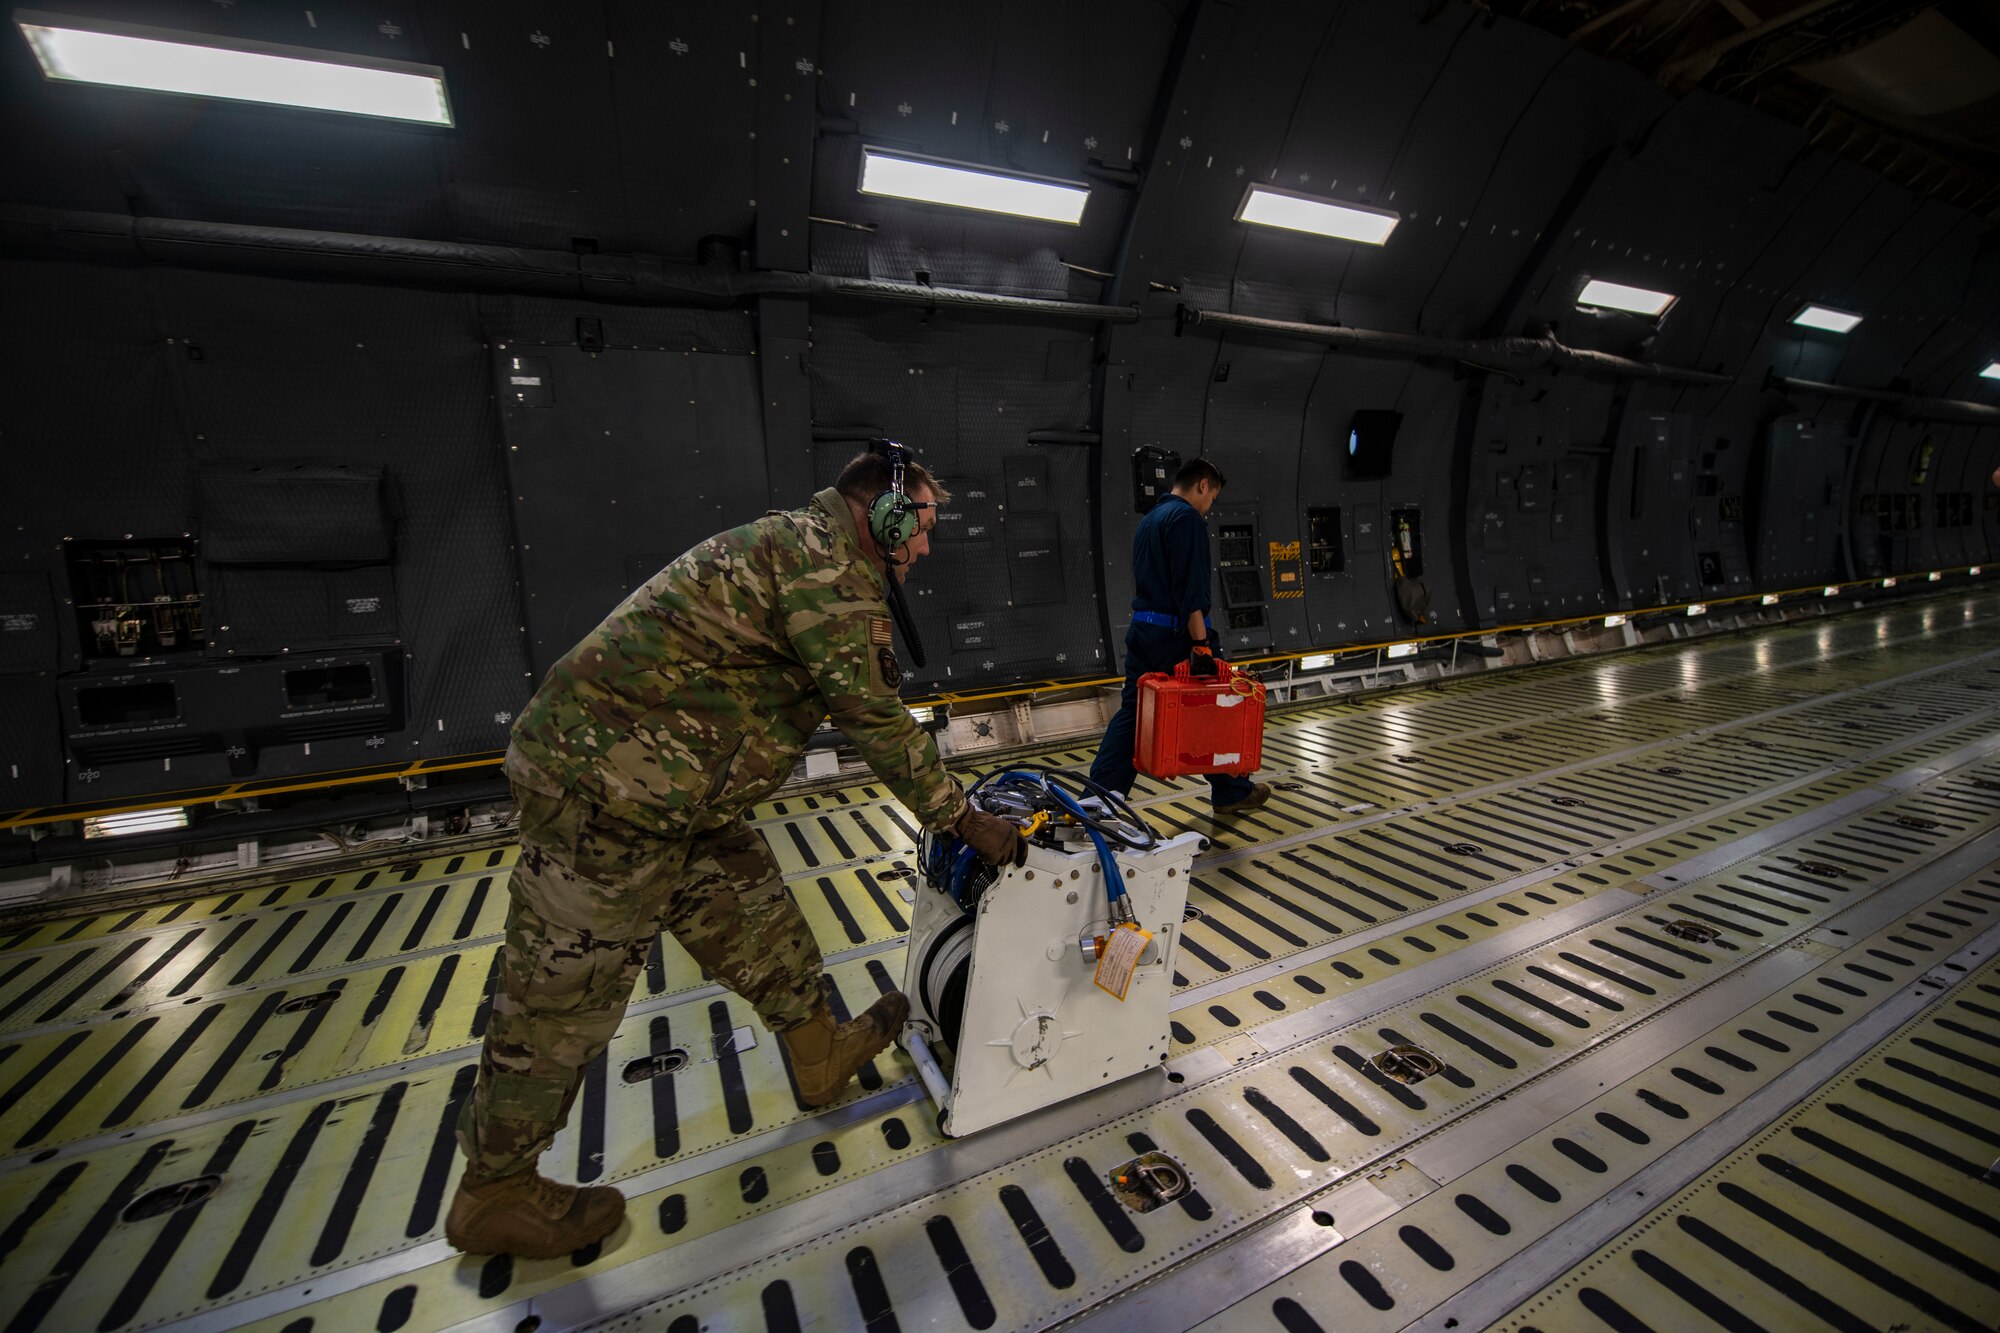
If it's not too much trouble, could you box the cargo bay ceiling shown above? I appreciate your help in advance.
[1493,0,2000,213]
[3,0,1999,815]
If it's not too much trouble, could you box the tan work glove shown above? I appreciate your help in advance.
[954,807,1027,867]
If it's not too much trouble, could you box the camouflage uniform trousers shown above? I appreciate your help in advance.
[456,781,824,1182]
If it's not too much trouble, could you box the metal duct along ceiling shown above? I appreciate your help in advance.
[1767,372,2000,425]
[1177,304,1735,386]
[0,205,1141,321]
[1177,303,2000,420]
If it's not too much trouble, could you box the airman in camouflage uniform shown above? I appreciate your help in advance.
[446,452,1023,1260]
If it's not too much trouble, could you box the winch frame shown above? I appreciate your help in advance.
[899,828,1204,1137]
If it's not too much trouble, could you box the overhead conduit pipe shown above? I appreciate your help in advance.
[11,205,1992,414]
[0,204,1142,323]
[1175,304,1733,387]
[1764,373,2000,427]
[1179,306,2000,421]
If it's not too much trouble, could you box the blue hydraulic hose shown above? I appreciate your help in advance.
[991,769,1127,906]
[946,769,1151,913]
[1086,826,1125,907]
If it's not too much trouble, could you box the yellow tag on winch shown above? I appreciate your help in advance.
[1093,923,1152,1001]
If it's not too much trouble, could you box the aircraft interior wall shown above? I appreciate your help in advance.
[2,0,1999,814]
[7,4,2000,1332]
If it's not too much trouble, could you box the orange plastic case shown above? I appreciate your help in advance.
[1133,660,1266,778]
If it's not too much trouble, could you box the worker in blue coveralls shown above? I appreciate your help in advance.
[1088,456,1271,814]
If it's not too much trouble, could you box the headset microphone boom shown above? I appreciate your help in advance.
[867,438,930,668]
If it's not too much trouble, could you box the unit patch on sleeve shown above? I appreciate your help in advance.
[878,647,903,688]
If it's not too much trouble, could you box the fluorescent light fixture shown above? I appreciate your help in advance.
[1972,566,1983,575]
[1384,642,1418,660]
[16,11,452,125]
[1604,614,1628,628]
[1761,594,1780,606]
[1982,364,2000,381]
[908,705,935,725]
[1823,585,1841,596]
[1791,304,1862,334]
[1686,603,1707,616]
[1299,654,1334,670]
[1929,571,1942,582]
[1235,184,1399,246]
[1577,279,1676,317]
[83,806,189,840]
[860,148,1087,225]
[1881,577,1897,589]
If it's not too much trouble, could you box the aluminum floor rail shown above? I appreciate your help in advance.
[0,593,1996,1333]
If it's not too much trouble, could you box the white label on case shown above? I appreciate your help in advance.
[1215,694,1242,708]
[1213,752,1241,766]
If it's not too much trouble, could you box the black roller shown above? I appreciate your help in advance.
[916,911,976,1050]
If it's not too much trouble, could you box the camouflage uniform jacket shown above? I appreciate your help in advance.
[504,487,968,841]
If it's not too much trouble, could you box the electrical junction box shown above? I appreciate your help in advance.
[901,813,1202,1137]
[1130,446,1180,514]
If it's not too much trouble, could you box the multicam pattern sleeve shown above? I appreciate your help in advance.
[504,488,965,839]
[777,492,968,833]
[500,511,814,838]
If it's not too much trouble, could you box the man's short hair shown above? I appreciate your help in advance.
[836,450,952,506]
[1175,457,1227,491]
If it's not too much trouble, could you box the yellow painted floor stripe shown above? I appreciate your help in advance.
[198,763,2000,1332]
[1493,958,2000,1333]
[1197,869,2000,1333]
[538,816,2000,1331]
[0,594,1996,1332]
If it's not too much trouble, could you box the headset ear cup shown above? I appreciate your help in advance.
[866,438,920,550]
[869,491,918,549]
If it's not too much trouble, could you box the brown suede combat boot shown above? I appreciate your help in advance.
[1213,782,1272,817]
[780,991,910,1107]
[444,1168,626,1259]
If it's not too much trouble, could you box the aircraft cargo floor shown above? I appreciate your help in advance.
[3,593,1998,1333]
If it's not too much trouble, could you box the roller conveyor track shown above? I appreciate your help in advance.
[0,595,1996,1333]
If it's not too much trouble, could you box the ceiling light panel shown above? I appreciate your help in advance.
[860,148,1088,224]
[17,11,453,125]
[1576,279,1676,317]
[1235,184,1399,245]
[1791,304,1863,333]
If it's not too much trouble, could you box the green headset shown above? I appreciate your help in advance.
[864,438,931,669]
[867,438,931,555]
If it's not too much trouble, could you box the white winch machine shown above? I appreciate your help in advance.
[899,768,1205,1137]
